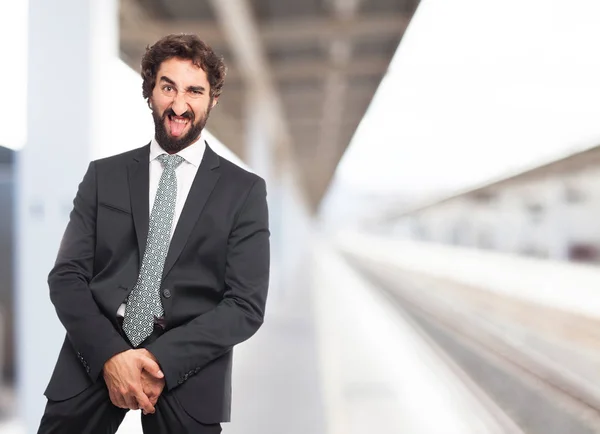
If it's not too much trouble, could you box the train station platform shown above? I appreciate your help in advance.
[3,233,600,433]
[337,231,600,433]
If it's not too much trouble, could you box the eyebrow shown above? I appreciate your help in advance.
[188,85,206,93]
[159,76,176,86]
[159,76,206,93]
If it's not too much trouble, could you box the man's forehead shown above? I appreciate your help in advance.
[158,60,208,84]
[158,57,204,72]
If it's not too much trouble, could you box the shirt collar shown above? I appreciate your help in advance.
[150,133,205,167]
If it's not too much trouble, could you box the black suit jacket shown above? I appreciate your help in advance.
[44,142,270,423]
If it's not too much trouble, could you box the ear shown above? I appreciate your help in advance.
[211,97,219,109]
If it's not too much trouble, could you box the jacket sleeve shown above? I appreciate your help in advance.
[48,161,131,380]
[146,177,270,391]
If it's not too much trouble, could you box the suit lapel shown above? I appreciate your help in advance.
[127,144,150,264]
[162,142,221,278]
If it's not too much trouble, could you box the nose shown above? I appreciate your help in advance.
[171,92,188,116]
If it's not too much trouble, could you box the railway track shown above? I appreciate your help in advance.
[343,254,600,434]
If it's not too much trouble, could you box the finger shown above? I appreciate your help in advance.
[124,393,139,411]
[144,396,159,416]
[134,387,155,414]
[140,358,164,378]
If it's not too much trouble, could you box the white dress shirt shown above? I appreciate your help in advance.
[117,134,206,317]
[148,135,205,240]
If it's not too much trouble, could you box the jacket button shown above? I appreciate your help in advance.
[162,288,171,298]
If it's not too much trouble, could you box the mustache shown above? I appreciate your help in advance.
[162,108,194,121]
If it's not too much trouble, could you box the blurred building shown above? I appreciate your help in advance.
[382,144,600,263]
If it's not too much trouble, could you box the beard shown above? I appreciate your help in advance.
[152,104,211,154]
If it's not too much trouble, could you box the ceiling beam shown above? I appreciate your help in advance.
[261,13,409,46]
[223,86,375,102]
[120,13,410,49]
[289,116,363,128]
[220,89,375,115]
[224,54,390,81]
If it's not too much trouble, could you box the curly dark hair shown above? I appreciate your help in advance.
[141,34,227,102]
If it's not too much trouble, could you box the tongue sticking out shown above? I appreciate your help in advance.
[169,117,188,137]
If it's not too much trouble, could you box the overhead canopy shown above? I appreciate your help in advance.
[120,0,420,210]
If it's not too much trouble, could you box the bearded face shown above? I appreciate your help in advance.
[149,57,217,154]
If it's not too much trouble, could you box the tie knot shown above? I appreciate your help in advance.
[157,154,184,170]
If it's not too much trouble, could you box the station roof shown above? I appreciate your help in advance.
[120,0,420,210]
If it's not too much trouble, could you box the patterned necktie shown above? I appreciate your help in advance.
[123,154,184,347]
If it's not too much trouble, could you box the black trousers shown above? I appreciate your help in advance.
[38,323,222,434]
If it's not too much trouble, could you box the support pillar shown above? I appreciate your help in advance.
[16,0,118,430]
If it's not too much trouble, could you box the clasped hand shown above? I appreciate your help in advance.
[103,349,165,415]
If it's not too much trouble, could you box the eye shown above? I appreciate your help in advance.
[162,85,175,93]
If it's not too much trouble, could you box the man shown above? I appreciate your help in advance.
[37,34,270,433]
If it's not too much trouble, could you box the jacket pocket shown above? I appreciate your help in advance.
[99,202,131,215]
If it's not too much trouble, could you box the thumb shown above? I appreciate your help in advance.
[141,357,164,378]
